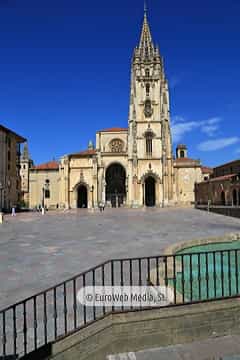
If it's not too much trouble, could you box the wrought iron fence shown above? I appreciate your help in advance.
[1,248,240,359]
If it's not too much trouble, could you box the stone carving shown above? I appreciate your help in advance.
[144,99,153,117]
[110,139,124,153]
[80,170,84,183]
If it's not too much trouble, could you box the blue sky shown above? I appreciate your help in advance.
[0,0,239,167]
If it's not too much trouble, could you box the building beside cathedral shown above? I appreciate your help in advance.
[21,11,211,210]
[0,124,25,211]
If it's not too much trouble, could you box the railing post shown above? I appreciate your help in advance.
[181,255,185,303]
[111,261,115,313]
[73,279,77,330]
[198,253,201,301]
[173,255,176,304]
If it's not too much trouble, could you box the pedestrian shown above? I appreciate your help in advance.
[99,202,103,212]
[11,206,16,217]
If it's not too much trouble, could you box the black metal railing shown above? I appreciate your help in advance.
[1,248,240,359]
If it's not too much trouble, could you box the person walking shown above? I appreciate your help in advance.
[11,206,16,216]
[99,202,104,213]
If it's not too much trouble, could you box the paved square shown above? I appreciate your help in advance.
[0,207,240,309]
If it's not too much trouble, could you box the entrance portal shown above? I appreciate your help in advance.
[145,176,156,207]
[106,164,126,208]
[77,185,88,208]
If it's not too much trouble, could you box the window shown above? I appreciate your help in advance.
[8,151,11,161]
[145,69,150,77]
[180,150,185,158]
[146,137,152,156]
[146,83,150,97]
[145,129,154,157]
[45,189,50,199]
[110,139,124,153]
[233,189,237,206]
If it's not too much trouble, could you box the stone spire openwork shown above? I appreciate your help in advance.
[138,6,155,59]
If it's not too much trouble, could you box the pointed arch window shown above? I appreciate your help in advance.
[45,189,50,199]
[146,83,150,96]
[145,129,154,157]
[146,137,152,156]
[145,69,150,77]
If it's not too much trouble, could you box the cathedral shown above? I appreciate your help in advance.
[20,10,210,210]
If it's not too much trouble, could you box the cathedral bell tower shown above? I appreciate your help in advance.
[127,8,174,207]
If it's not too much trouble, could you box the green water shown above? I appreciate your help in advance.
[173,241,240,301]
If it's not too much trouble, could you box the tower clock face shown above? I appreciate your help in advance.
[144,99,153,117]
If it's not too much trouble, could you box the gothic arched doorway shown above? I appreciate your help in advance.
[220,191,225,206]
[145,176,156,207]
[77,185,88,208]
[106,164,126,208]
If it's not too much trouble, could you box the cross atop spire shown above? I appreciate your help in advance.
[138,5,155,59]
[144,1,147,15]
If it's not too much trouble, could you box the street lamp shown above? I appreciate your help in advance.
[42,180,49,214]
[91,185,94,209]
[42,186,45,209]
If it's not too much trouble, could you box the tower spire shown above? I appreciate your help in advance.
[22,142,29,160]
[138,4,154,59]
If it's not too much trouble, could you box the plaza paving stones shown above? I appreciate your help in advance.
[0,207,240,309]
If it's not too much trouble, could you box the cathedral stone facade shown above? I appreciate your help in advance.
[21,12,210,210]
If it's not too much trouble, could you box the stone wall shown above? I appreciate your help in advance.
[196,205,240,219]
[29,169,60,209]
[0,127,24,210]
[43,298,240,360]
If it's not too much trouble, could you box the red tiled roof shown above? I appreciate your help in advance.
[201,166,213,174]
[209,174,236,182]
[69,149,97,157]
[78,149,96,155]
[33,161,59,170]
[213,159,240,170]
[177,144,187,149]
[97,127,128,133]
[175,157,199,163]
